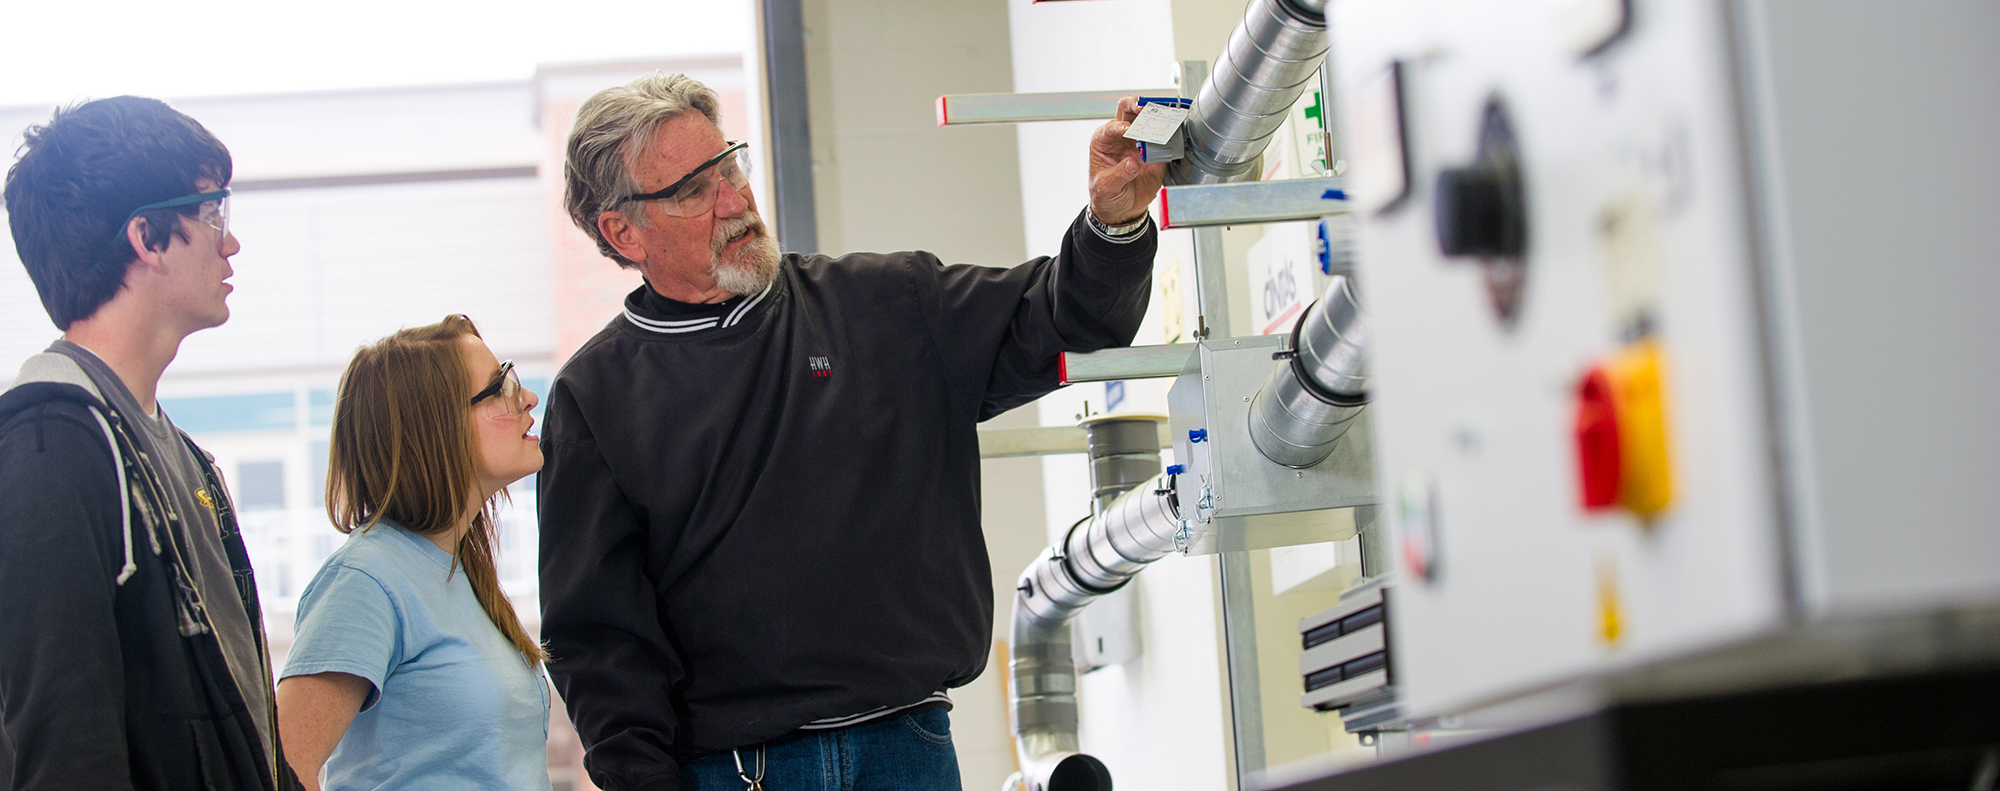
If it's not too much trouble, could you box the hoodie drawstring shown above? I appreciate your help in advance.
[88,406,137,585]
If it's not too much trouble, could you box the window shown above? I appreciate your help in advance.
[309,439,330,507]
[237,460,287,511]
[160,393,295,434]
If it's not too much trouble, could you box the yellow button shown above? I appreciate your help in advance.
[1606,340,1673,518]
[1596,553,1624,646]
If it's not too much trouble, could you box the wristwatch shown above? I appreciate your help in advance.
[1087,207,1151,240]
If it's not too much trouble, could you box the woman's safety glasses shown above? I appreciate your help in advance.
[117,189,231,255]
[624,141,752,218]
[470,360,532,418]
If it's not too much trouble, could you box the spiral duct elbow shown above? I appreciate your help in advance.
[1010,473,1181,791]
[1006,414,1173,791]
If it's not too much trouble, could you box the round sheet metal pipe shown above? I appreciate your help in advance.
[1080,414,1166,513]
[1167,0,1330,185]
[1248,274,1369,468]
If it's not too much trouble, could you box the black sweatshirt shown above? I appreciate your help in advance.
[538,209,1155,790]
[0,380,295,791]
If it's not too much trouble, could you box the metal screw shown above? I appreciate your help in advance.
[1297,471,1305,478]
[1242,396,1250,402]
[1233,340,1241,346]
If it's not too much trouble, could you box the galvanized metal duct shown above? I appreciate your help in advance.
[1017,471,1182,626]
[1080,414,1164,511]
[1249,274,1370,468]
[1009,417,1177,791]
[1167,0,1330,185]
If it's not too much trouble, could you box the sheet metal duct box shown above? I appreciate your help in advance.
[1333,0,2000,720]
[1168,335,1376,554]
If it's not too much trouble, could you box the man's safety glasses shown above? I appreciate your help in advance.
[470,360,533,418]
[117,189,231,254]
[624,141,752,218]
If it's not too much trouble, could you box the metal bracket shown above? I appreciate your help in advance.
[935,89,1176,126]
[1059,344,1196,384]
[977,423,1174,459]
[1160,177,1349,229]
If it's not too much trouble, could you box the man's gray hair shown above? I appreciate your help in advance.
[564,72,722,268]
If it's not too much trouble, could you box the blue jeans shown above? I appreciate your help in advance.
[681,708,961,791]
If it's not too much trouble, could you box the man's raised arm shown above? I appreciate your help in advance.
[918,95,1168,419]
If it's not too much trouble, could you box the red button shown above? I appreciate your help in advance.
[1574,367,1621,510]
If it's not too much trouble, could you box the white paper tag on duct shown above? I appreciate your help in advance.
[1141,128,1184,162]
[1124,103,1190,145]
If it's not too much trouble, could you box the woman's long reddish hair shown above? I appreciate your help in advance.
[325,314,547,664]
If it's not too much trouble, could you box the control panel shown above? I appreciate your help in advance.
[1331,0,1789,717]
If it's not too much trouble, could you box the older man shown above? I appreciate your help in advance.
[539,72,1161,791]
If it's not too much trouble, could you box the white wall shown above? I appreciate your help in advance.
[800,0,1026,260]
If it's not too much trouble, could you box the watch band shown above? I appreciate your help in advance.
[1087,208,1151,241]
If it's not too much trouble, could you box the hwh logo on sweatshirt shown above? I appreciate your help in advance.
[809,356,833,378]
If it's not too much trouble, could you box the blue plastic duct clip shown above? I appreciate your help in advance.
[1188,429,1208,443]
[1317,219,1334,275]
[1167,464,1185,476]
[1322,189,1348,200]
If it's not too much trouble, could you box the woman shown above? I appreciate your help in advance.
[277,315,550,791]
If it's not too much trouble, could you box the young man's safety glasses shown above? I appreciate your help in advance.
[115,189,231,254]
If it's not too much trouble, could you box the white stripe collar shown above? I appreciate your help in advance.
[723,281,775,327]
[621,309,720,334]
[632,314,721,327]
[623,280,778,335]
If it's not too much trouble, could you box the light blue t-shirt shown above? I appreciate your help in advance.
[283,521,551,791]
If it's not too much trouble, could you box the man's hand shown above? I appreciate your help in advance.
[1088,96,1170,226]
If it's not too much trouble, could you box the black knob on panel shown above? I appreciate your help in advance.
[1433,96,1529,329]
[1435,165,1517,257]
[1434,98,1526,260]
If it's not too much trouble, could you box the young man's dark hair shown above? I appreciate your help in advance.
[1,97,296,790]
[4,95,233,329]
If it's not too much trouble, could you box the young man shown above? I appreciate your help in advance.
[539,73,1162,790]
[0,96,295,790]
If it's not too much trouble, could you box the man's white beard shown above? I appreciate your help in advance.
[710,210,782,296]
